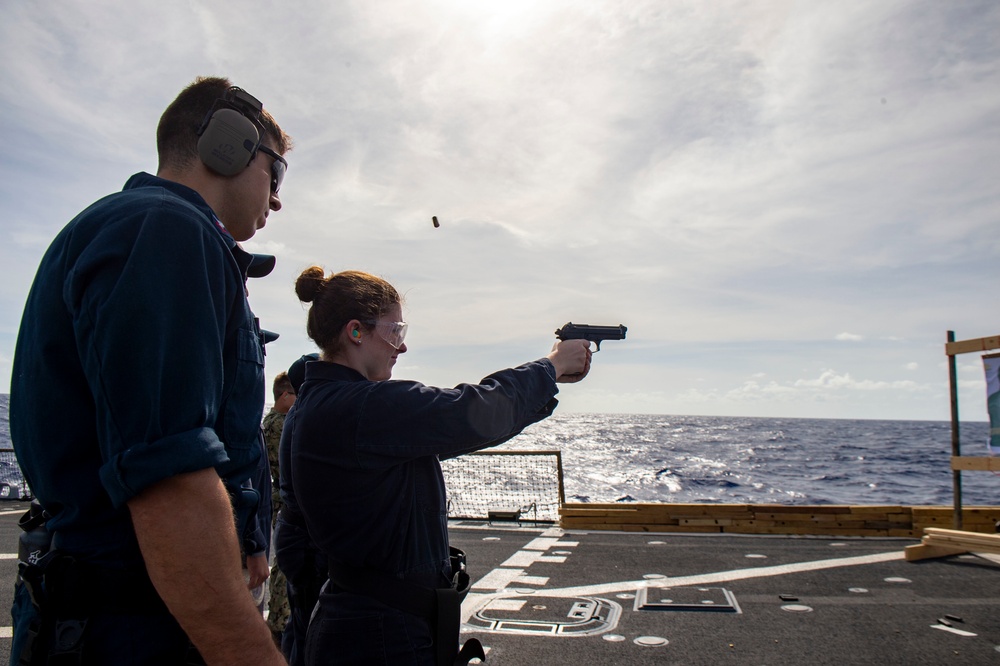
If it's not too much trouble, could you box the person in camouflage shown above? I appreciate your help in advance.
[262,371,296,642]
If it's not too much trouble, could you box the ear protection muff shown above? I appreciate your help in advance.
[196,87,266,177]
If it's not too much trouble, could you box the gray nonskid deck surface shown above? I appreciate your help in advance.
[450,521,1000,665]
[0,507,997,665]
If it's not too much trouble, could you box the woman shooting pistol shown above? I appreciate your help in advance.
[282,267,591,665]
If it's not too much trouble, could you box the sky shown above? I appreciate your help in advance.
[0,0,997,423]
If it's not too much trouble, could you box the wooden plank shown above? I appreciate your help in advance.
[754,512,853,522]
[924,536,1000,553]
[651,503,752,510]
[910,506,951,516]
[560,516,678,526]
[951,456,1000,471]
[924,528,1000,546]
[911,515,957,527]
[560,504,1000,536]
[848,513,907,521]
[559,508,639,518]
[679,518,734,526]
[565,516,681,526]
[637,524,722,533]
[750,504,848,515]
[559,511,639,520]
[728,525,886,536]
[569,523,722,534]
[741,520,883,529]
[672,511,756,520]
[848,505,907,514]
[775,521,869,529]
[625,506,754,519]
[925,527,1000,539]
[945,335,1000,355]
[905,543,967,561]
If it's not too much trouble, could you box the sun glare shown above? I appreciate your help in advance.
[430,0,556,31]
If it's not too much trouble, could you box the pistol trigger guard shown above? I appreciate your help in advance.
[592,341,602,352]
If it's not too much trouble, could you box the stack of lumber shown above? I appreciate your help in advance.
[559,503,1000,537]
[904,527,1000,561]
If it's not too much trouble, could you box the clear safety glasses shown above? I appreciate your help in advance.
[364,320,408,349]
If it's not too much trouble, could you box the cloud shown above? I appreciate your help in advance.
[0,1,997,422]
[792,369,926,392]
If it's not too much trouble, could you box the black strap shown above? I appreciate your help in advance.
[18,501,48,532]
[455,639,486,666]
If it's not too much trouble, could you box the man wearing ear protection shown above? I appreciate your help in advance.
[10,77,291,665]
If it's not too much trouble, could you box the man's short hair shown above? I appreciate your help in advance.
[272,372,294,402]
[156,76,292,173]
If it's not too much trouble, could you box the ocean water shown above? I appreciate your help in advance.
[0,394,995,506]
[492,413,997,506]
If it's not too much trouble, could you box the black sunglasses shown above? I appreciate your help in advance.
[256,145,288,194]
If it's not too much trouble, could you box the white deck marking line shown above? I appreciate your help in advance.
[468,536,575,597]
[463,592,504,625]
[538,550,906,598]
[502,551,566,568]
[514,575,549,586]
[0,627,11,638]
[461,550,904,623]
[0,554,17,560]
[472,568,526,592]
[523,538,562,551]
[523,538,579,551]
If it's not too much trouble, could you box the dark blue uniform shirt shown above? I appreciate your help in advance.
[289,359,558,589]
[10,172,266,567]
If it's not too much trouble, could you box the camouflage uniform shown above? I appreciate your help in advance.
[261,409,290,634]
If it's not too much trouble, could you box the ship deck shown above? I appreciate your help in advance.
[450,519,1000,664]
[1,504,998,664]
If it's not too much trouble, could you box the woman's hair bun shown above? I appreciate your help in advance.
[295,265,327,303]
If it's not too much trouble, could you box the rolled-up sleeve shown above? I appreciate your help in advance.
[99,427,229,508]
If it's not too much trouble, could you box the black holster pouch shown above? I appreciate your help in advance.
[32,555,89,666]
[328,547,485,666]
[16,501,55,666]
[16,501,88,666]
[436,548,485,666]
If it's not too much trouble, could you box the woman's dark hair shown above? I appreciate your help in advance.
[295,267,401,356]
